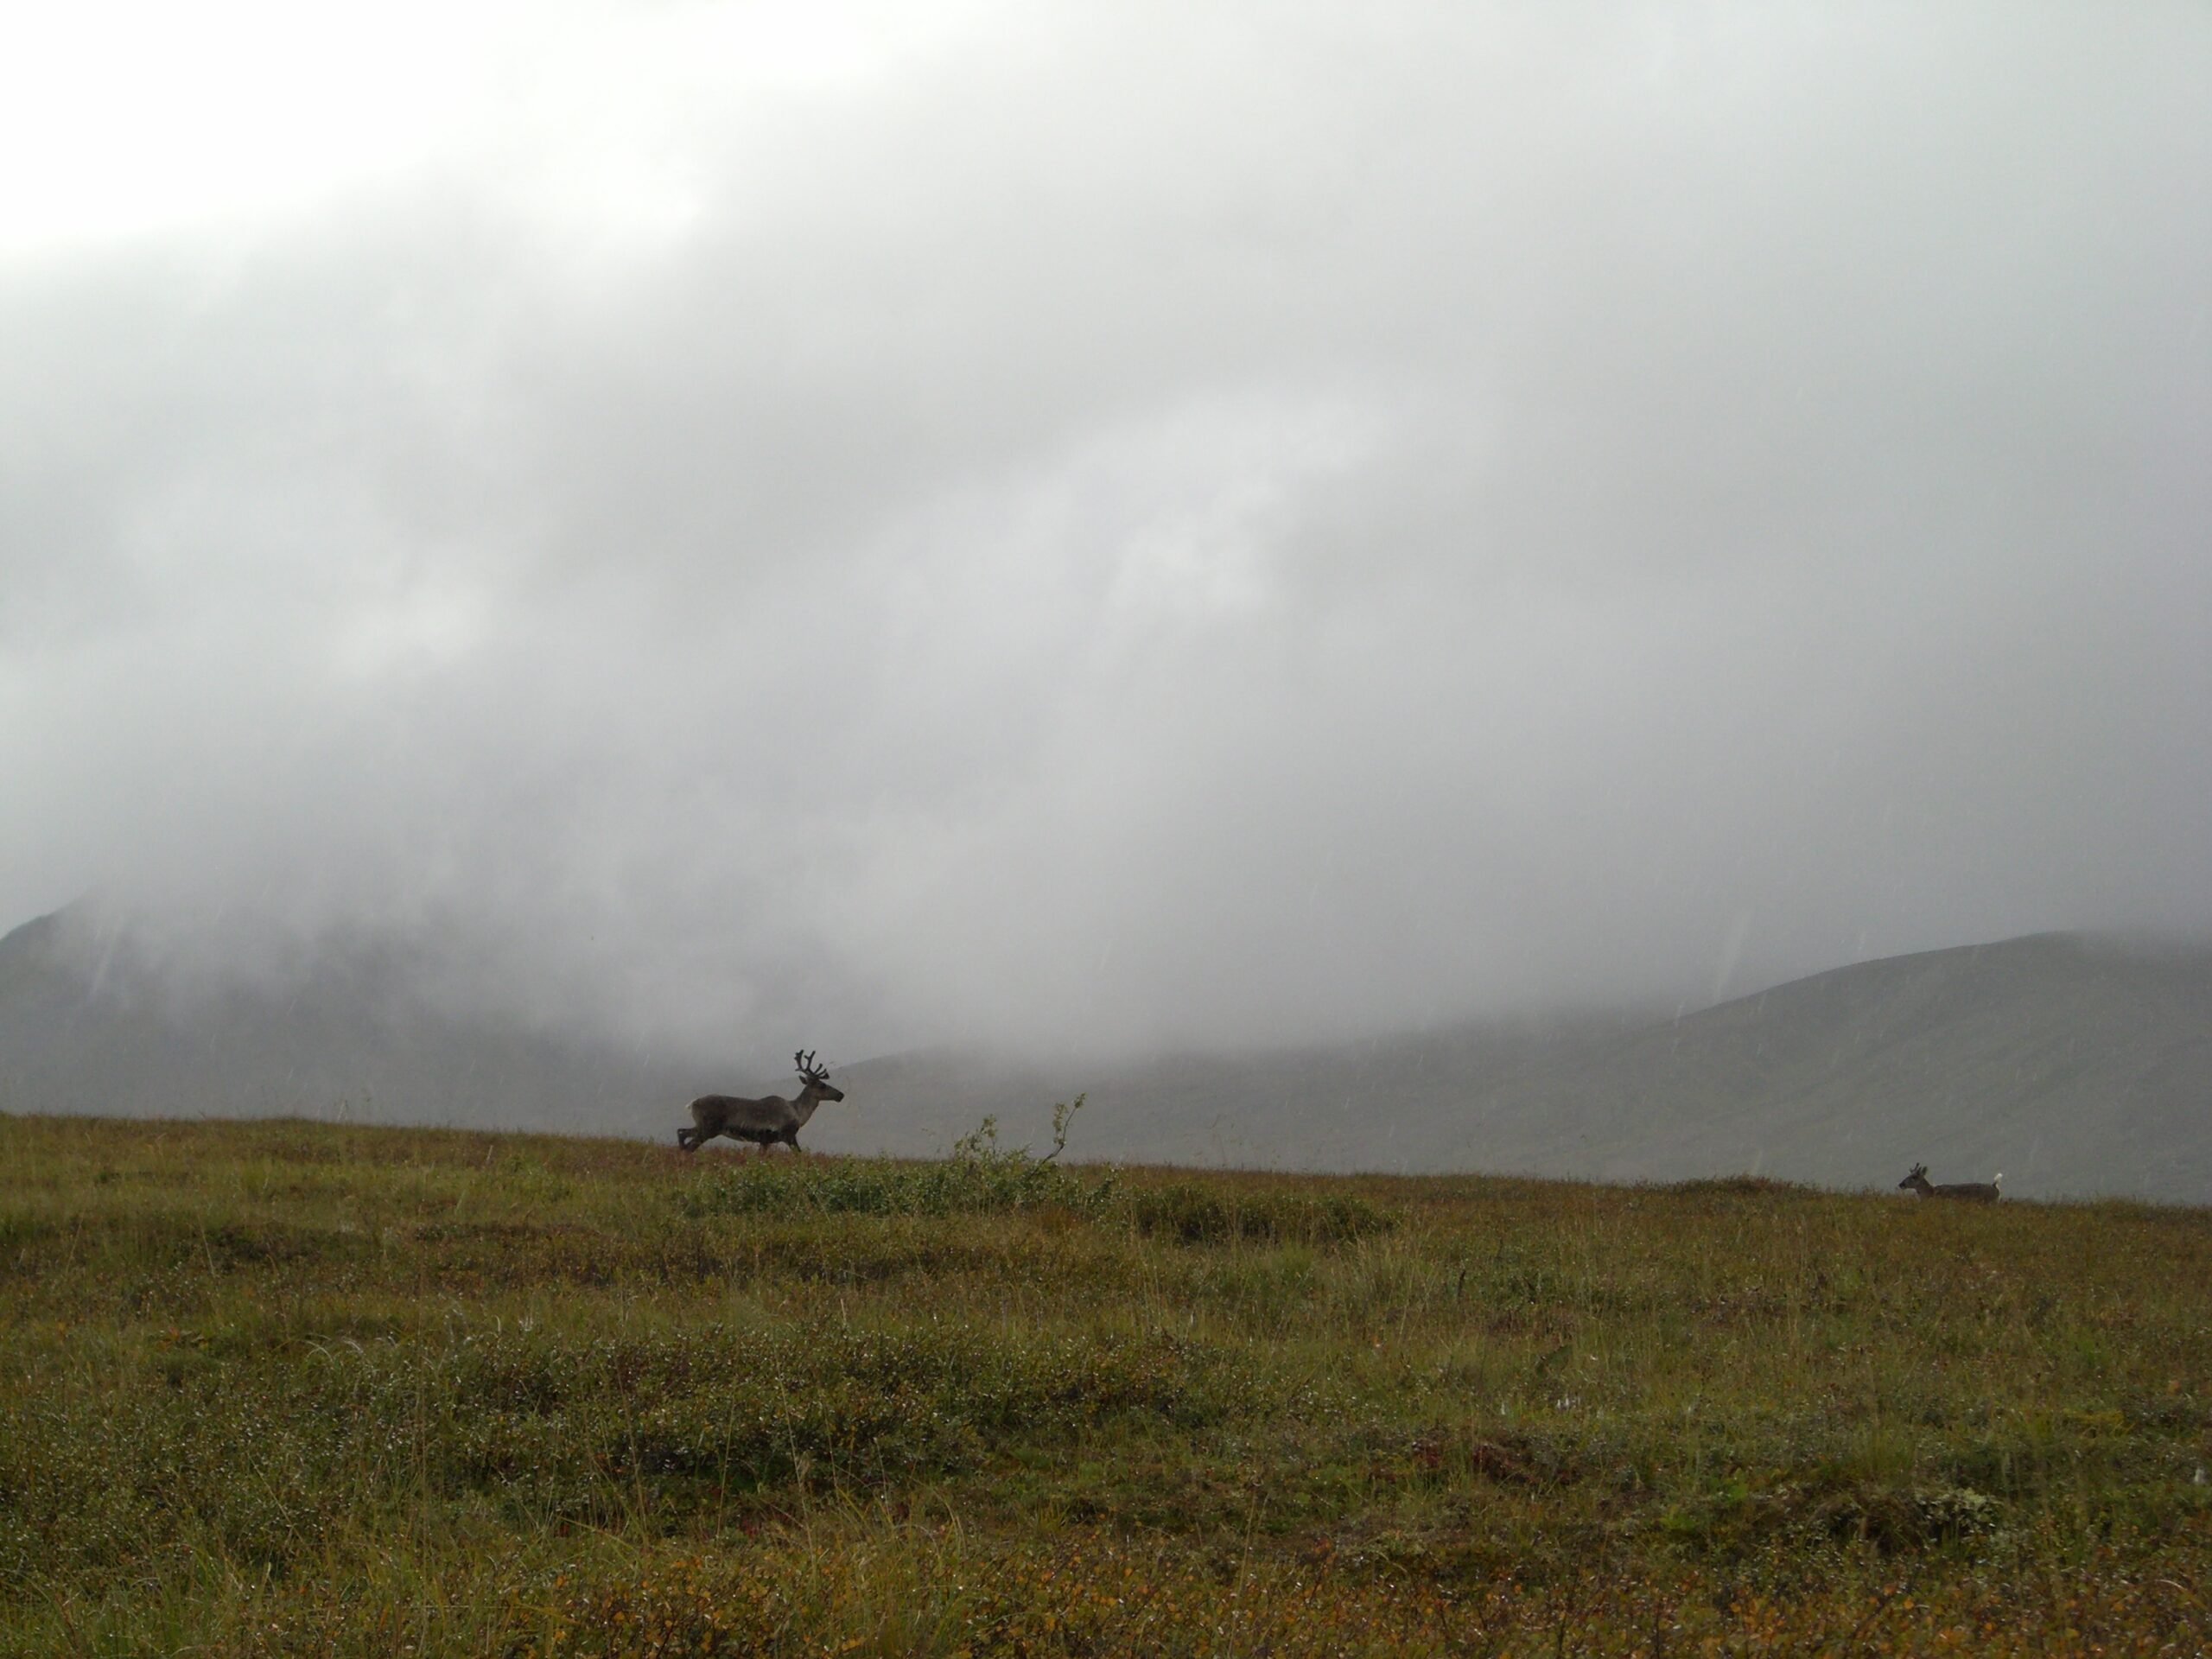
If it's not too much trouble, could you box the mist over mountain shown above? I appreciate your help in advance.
[0,905,701,1135]
[6,906,2207,1203]
[5,4,2209,1065]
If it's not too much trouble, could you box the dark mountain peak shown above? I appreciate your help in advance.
[0,907,69,959]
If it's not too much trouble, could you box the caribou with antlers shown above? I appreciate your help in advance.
[678,1051,847,1154]
[1897,1163,2002,1203]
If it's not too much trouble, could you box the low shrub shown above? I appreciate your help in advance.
[677,1101,1396,1247]
[1126,1184,1395,1246]
[677,1102,1117,1221]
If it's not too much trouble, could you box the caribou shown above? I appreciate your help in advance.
[1897,1163,2002,1204]
[678,1051,847,1154]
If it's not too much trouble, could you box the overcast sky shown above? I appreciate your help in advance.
[3,1,2208,1061]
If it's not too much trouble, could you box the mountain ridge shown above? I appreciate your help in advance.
[3,906,2207,1201]
[812,933,2212,1201]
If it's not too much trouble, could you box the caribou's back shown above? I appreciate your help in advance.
[689,1091,798,1142]
[1927,1178,2001,1204]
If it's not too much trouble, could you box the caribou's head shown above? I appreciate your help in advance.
[795,1050,845,1103]
[1898,1163,1929,1189]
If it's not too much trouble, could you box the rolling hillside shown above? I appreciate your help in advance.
[3,905,2208,1201]
[6,1114,2207,1653]
[815,935,2212,1203]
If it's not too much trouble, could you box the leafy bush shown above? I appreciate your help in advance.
[677,1099,1395,1247]
[1826,1484,2004,1553]
[677,1098,1117,1221]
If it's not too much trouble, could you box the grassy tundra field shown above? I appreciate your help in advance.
[1,1115,2208,1656]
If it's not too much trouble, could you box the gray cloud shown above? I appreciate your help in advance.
[3,0,2209,1063]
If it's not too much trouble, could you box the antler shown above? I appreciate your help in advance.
[795,1049,830,1082]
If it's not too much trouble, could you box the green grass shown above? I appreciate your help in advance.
[1,1113,2207,1655]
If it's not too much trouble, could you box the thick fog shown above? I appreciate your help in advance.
[3,2,2209,1062]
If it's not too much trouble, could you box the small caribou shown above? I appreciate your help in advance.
[678,1051,847,1154]
[1898,1163,2001,1204]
